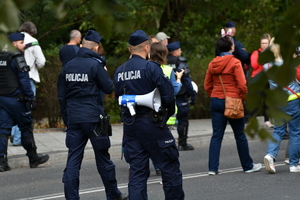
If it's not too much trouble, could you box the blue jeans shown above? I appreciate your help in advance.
[11,125,21,145]
[266,98,300,166]
[30,79,36,96]
[209,98,253,171]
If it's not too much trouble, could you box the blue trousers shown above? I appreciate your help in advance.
[123,117,184,200]
[0,96,36,156]
[209,98,253,171]
[63,123,121,200]
[176,95,190,145]
[266,98,300,166]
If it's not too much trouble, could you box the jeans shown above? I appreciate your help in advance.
[266,98,300,166]
[11,125,21,145]
[209,98,253,171]
[30,79,36,96]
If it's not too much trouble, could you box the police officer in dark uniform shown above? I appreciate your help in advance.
[114,30,184,200]
[167,41,196,151]
[57,30,127,200]
[0,33,49,172]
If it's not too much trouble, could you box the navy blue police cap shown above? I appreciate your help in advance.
[225,21,235,28]
[129,30,149,46]
[8,33,24,42]
[84,30,101,44]
[166,41,180,52]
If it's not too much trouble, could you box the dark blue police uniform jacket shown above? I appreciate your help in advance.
[114,55,184,200]
[114,55,175,116]
[57,47,113,125]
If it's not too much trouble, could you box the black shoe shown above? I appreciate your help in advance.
[178,143,194,151]
[114,194,128,200]
[0,163,11,172]
[156,169,161,176]
[29,154,49,168]
[10,136,14,144]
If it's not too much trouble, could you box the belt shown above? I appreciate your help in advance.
[287,93,300,101]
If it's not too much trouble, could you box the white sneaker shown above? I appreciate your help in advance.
[265,121,274,128]
[284,158,289,165]
[290,165,300,172]
[264,155,276,174]
[245,163,262,173]
[208,170,222,175]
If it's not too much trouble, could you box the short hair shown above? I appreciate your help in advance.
[18,21,37,35]
[70,30,81,40]
[150,42,168,65]
[129,39,150,53]
[82,38,98,49]
[217,36,233,53]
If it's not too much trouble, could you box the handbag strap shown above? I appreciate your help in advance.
[218,75,226,96]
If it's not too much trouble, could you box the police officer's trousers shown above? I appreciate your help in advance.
[123,117,185,200]
[176,95,190,146]
[0,96,37,157]
[63,123,121,200]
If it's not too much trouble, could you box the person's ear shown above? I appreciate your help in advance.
[12,41,17,48]
[93,45,99,52]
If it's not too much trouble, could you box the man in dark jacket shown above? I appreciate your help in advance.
[167,41,196,151]
[57,30,127,200]
[215,21,250,73]
[114,30,184,200]
[0,33,49,172]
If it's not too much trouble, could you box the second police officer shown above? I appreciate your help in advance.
[57,30,128,200]
[0,33,49,172]
[167,41,196,151]
[114,30,185,200]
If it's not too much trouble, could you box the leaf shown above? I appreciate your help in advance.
[0,0,20,32]
[13,0,37,9]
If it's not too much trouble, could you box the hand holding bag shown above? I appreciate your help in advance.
[218,75,244,119]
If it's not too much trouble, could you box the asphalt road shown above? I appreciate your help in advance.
[1,135,299,200]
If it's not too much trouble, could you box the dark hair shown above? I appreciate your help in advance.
[150,42,168,65]
[18,21,37,35]
[217,36,233,53]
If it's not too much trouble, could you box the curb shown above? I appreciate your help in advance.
[7,132,243,170]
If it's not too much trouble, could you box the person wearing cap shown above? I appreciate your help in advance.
[114,30,184,200]
[59,29,82,66]
[156,31,170,46]
[215,22,250,75]
[57,30,128,200]
[0,33,49,172]
[167,41,196,151]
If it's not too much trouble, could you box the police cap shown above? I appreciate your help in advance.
[129,30,148,46]
[167,41,180,52]
[84,30,101,44]
[225,21,235,28]
[8,33,24,42]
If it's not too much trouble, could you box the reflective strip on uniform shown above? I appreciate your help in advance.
[161,65,173,79]
[287,93,300,101]
[167,105,178,125]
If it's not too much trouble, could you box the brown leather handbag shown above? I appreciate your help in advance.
[218,75,244,119]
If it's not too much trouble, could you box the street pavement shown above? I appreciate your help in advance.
[7,117,266,169]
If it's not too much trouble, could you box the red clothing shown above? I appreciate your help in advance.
[297,65,300,82]
[204,55,247,100]
[250,48,263,77]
